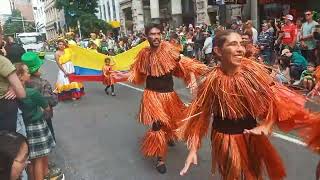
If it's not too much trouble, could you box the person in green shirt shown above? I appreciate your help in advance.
[15,63,56,180]
[282,48,308,80]
[300,62,316,91]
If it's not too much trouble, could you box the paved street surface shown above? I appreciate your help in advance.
[43,54,318,180]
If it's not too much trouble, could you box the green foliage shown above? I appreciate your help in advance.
[3,10,35,36]
[313,11,320,21]
[55,0,111,37]
[78,13,112,37]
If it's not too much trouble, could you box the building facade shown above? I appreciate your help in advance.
[96,0,121,22]
[31,0,46,33]
[44,0,66,40]
[9,0,34,21]
[119,0,197,33]
[118,0,255,34]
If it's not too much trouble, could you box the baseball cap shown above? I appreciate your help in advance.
[281,49,291,56]
[21,52,44,74]
[283,14,293,21]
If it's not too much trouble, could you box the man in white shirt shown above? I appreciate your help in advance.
[202,31,213,65]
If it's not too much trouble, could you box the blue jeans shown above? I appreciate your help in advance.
[16,109,28,180]
[16,109,26,137]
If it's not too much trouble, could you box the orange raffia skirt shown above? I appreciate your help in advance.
[301,117,320,154]
[211,130,286,180]
[138,89,185,127]
[139,89,186,157]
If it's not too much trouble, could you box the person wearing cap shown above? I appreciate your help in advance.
[22,52,58,140]
[281,48,307,81]
[277,14,297,49]
[300,10,319,64]
[21,52,63,179]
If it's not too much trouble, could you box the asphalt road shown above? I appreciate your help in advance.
[42,54,319,180]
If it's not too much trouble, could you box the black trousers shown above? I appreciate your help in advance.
[301,49,316,64]
[105,85,114,92]
[0,99,18,132]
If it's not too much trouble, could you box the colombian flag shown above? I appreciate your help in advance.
[67,41,149,82]
[70,40,149,75]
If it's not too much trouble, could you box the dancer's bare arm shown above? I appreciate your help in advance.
[5,72,26,99]
[54,53,67,75]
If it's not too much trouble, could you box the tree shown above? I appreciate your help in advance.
[3,10,35,36]
[55,0,112,37]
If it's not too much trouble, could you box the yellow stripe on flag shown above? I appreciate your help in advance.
[68,41,149,71]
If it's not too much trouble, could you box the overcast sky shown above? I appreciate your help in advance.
[0,0,12,15]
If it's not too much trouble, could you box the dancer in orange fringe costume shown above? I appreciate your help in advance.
[180,30,317,180]
[304,67,320,180]
[308,66,320,98]
[129,24,208,174]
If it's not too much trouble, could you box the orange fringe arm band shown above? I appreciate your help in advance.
[129,42,209,85]
[174,56,209,85]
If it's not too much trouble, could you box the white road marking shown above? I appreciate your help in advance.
[47,59,56,62]
[46,60,307,146]
[118,82,144,92]
[272,132,306,146]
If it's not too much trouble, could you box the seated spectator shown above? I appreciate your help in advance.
[300,62,316,91]
[273,56,291,84]
[281,48,308,81]
[0,131,29,180]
